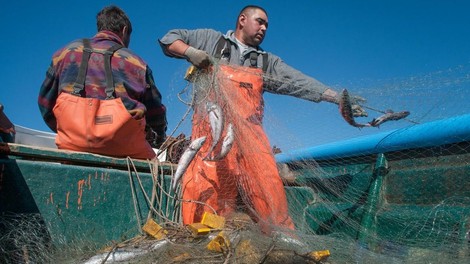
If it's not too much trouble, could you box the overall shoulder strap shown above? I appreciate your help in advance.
[72,39,123,98]
[248,52,268,73]
[102,44,122,99]
[262,53,268,72]
[214,36,230,60]
[214,35,268,72]
[72,39,92,96]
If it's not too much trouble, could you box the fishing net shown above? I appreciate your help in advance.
[2,62,470,264]
[155,61,469,263]
[264,63,470,263]
[128,61,469,263]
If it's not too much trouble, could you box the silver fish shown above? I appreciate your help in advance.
[339,89,371,128]
[83,248,148,264]
[83,240,169,263]
[369,110,410,127]
[203,101,224,160]
[172,136,206,191]
[211,123,235,161]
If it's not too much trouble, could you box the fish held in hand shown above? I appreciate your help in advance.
[172,136,206,191]
[203,101,224,160]
[369,110,410,127]
[338,89,371,128]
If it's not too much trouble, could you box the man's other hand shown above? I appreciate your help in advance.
[349,95,368,117]
[129,108,145,119]
[351,104,368,117]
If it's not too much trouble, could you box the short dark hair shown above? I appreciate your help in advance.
[236,5,268,27]
[96,6,132,35]
[239,5,268,18]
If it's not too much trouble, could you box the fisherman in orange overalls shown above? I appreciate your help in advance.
[39,6,167,159]
[184,63,294,234]
[159,5,367,234]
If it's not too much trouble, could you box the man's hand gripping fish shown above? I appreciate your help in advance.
[339,89,410,128]
[339,89,371,128]
[172,136,206,191]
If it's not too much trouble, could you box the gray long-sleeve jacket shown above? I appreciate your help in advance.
[159,29,330,103]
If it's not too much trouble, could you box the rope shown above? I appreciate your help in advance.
[126,157,143,235]
[127,157,175,223]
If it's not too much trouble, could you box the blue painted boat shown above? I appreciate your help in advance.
[277,113,470,261]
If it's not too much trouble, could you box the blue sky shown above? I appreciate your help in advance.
[2,0,470,152]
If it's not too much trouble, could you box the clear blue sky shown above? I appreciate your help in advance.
[2,0,470,151]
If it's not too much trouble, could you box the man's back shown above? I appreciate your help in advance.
[38,5,167,159]
[51,31,148,102]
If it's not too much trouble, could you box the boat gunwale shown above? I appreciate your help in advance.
[0,142,176,173]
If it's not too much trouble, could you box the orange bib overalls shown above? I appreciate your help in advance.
[53,39,155,159]
[181,64,295,234]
